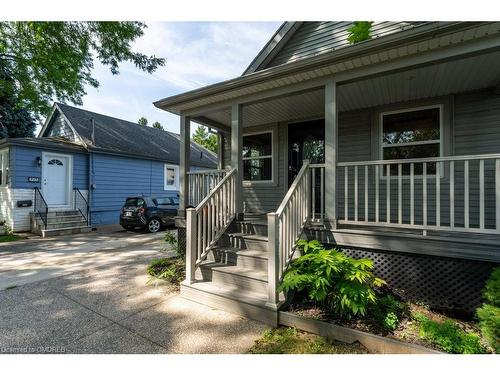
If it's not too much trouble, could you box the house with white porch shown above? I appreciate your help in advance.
[155,22,500,325]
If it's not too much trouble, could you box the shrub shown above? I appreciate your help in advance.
[164,231,183,258]
[370,294,407,331]
[476,267,500,353]
[347,21,373,44]
[417,317,486,354]
[280,240,385,318]
[147,257,185,285]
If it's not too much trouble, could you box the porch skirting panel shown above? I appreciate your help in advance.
[305,228,497,315]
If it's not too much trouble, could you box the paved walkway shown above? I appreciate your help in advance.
[0,230,267,353]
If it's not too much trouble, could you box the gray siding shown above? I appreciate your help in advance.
[266,22,421,69]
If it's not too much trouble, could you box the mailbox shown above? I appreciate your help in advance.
[17,200,33,208]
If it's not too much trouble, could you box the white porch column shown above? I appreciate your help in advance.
[179,114,191,216]
[325,79,338,228]
[231,104,243,217]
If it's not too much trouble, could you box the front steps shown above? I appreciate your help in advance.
[180,214,284,326]
[30,210,91,237]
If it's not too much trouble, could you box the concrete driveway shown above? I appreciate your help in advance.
[0,228,267,353]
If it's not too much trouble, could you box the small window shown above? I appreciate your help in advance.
[125,198,145,207]
[381,106,441,175]
[164,164,179,190]
[243,131,273,182]
[0,150,9,186]
[48,159,64,166]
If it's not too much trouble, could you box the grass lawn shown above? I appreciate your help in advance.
[247,327,369,354]
[0,234,21,243]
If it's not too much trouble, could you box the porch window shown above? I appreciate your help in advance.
[0,149,9,186]
[164,164,179,190]
[381,106,441,175]
[243,131,273,182]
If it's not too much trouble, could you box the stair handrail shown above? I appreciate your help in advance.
[73,187,90,226]
[185,168,237,284]
[34,187,48,230]
[267,159,311,308]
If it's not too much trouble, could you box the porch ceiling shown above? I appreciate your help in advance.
[198,50,500,129]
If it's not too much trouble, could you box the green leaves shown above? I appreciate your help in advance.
[476,267,500,353]
[347,21,373,44]
[0,22,165,118]
[192,125,218,153]
[280,240,386,318]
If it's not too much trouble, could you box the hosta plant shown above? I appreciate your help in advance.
[280,240,385,318]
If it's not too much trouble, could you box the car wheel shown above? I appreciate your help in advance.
[147,218,161,233]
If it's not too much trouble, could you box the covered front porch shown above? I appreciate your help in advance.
[155,22,500,324]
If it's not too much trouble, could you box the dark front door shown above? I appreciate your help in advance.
[287,119,325,187]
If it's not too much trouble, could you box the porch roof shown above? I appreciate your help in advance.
[154,22,500,120]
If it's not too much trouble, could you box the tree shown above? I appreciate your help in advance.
[0,62,36,138]
[152,121,163,130]
[192,125,218,153]
[138,117,148,126]
[347,21,373,44]
[0,22,165,119]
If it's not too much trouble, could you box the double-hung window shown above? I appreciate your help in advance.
[242,131,273,182]
[381,106,441,175]
[164,164,179,190]
[0,149,9,186]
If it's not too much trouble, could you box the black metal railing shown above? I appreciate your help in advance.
[73,188,90,225]
[34,187,48,230]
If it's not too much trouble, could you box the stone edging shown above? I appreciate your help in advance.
[279,311,442,354]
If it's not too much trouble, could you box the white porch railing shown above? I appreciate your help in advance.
[335,154,500,234]
[267,160,311,307]
[187,169,227,207]
[185,169,237,283]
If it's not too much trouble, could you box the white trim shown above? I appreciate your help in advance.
[241,129,275,186]
[164,163,180,190]
[41,152,73,208]
[0,148,9,187]
[379,104,444,179]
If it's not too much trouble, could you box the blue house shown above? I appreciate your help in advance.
[0,103,218,235]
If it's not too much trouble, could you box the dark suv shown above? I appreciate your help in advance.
[120,194,179,233]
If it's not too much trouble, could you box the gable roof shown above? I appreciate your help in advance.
[41,103,218,168]
[243,21,428,75]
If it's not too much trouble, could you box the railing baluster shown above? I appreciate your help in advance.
[423,162,427,229]
[364,165,368,222]
[410,163,414,226]
[479,159,484,230]
[386,164,390,223]
[450,161,455,229]
[398,163,402,225]
[464,160,469,229]
[436,161,441,228]
[312,167,316,221]
[375,165,379,222]
[344,166,348,220]
[496,159,500,232]
[354,165,358,222]
[197,212,202,259]
[320,167,325,221]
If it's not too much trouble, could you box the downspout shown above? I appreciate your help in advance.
[88,118,95,228]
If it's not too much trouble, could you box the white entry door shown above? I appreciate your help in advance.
[42,153,72,207]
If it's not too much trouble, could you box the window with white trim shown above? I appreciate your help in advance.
[164,164,179,190]
[381,106,441,175]
[242,131,273,182]
[0,149,9,186]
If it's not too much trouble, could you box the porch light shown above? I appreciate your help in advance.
[36,156,42,166]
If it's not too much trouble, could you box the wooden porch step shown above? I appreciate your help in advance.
[180,281,279,326]
[234,220,268,236]
[222,233,269,251]
[213,247,268,271]
[198,262,268,294]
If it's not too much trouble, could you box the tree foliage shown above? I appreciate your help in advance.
[152,121,163,130]
[192,125,218,153]
[138,117,148,126]
[0,22,165,119]
[347,21,373,44]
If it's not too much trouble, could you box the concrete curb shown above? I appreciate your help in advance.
[279,311,442,354]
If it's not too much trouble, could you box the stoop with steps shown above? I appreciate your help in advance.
[30,210,92,237]
[180,213,285,326]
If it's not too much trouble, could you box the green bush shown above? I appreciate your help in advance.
[147,257,185,285]
[370,294,407,331]
[164,231,184,258]
[476,267,500,353]
[280,240,385,318]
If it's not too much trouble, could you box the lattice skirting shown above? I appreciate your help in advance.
[339,247,496,315]
[177,227,187,256]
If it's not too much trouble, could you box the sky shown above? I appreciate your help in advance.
[81,22,281,135]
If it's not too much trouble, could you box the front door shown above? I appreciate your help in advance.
[287,119,325,186]
[42,153,72,207]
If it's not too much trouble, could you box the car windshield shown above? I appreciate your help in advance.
[124,198,145,207]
